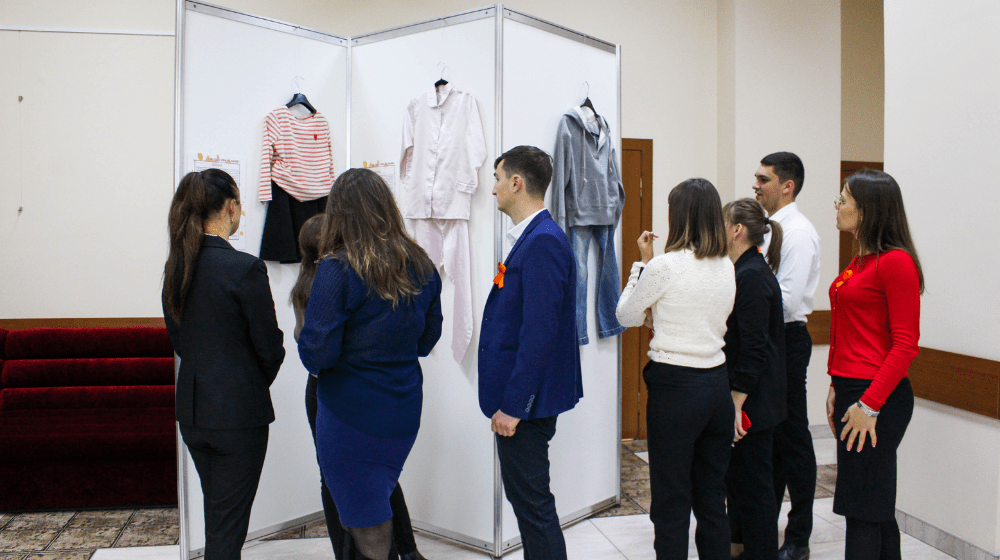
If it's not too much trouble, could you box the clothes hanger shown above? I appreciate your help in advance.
[435,62,449,88]
[286,76,317,114]
[580,81,599,120]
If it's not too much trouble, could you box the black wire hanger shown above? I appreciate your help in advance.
[286,76,316,114]
[580,81,598,120]
[435,62,449,88]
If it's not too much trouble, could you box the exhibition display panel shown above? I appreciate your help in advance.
[175,2,621,557]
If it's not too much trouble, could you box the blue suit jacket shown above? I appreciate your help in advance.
[478,209,583,419]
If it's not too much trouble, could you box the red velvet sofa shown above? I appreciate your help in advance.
[0,327,178,510]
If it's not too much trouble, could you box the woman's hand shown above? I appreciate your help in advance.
[731,391,748,443]
[637,231,658,264]
[826,386,837,437]
[643,308,654,329]
[840,403,877,452]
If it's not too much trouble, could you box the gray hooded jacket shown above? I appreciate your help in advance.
[549,107,625,232]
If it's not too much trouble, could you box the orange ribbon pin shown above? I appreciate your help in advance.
[494,262,506,289]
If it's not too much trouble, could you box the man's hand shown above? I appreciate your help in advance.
[491,410,521,437]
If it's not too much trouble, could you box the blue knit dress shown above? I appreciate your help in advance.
[298,256,442,527]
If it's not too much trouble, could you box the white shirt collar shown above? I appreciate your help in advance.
[768,201,798,222]
[506,208,545,254]
[427,83,454,107]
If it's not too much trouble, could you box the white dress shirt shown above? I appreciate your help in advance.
[762,201,822,323]
[504,209,545,262]
[400,84,488,220]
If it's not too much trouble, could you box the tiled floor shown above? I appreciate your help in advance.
[2,435,956,559]
[0,508,178,560]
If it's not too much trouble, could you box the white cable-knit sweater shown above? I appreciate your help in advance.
[616,249,736,368]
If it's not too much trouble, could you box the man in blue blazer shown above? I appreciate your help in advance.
[479,145,583,560]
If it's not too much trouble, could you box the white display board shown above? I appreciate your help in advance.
[351,11,500,549]
[178,3,619,557]
[179,3,348,556]
[500,14,621,548]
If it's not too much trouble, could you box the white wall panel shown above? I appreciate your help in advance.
[180,7,348,553]
[350,14,499,547]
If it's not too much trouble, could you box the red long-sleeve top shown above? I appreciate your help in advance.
[828,249,920,410]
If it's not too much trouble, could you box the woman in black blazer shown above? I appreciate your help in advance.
[722,198,787,560]
[162,168,285,560]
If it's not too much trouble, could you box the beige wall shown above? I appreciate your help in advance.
[841,0,884,162]
[885,0,1000,553]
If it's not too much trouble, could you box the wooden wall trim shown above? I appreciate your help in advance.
[0,318,166,329]
[908,348,1000,419]
[806,310,831,346]
[805,310,1000,419]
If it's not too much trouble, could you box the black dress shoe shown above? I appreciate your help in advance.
[778,543,810,560]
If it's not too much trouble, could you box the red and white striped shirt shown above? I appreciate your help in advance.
[258,106,335,202]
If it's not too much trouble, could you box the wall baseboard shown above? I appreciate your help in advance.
[897,509,999,560]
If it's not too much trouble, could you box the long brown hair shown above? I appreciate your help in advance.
[290,214,327,315]
[723,198,784,273]
[662,178,727,259]
[319,168,434,306]
[845,169,925,292]
[162,169,239,324]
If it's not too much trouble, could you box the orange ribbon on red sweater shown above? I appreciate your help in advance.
[494,262,506,289]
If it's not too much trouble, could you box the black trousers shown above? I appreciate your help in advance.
[305,375,417,560]
[180,423,268,560]
[727,427,778,560]
[644,361,733,560]
[495,416,567,560]
[772,324,816,547]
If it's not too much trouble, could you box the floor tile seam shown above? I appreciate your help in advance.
[108,510,138,549]
[585,519,629,559]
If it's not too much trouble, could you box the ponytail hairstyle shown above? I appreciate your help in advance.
[319,168,434,307]
[722,198,784,274]
[845,169,924,293]
[162,169,240,324]
[290,214,327,316]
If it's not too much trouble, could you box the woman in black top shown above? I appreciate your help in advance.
[722,198,786,560]
[162,168,285,560]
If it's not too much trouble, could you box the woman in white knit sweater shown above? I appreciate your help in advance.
[617,178,736,560]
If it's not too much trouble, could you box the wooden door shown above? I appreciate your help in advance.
[839,161,883,271]
[620,139,653,440]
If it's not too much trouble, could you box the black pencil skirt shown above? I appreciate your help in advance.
[831,375,913,522]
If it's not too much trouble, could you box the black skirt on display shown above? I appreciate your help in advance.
[259,181,328,263]
[831,375,914,522]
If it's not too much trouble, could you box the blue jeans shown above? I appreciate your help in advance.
[570,225,626,345]
[495,416,566,560]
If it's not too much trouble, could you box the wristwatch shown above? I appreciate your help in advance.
[856,401,879,417]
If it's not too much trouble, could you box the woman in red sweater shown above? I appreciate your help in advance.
[826,169,923,560]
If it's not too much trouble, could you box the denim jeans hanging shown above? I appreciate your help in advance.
[570,224,627,345]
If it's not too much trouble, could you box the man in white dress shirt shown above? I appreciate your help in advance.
[754,151,821,560]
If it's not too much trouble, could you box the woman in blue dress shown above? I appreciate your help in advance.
[298,168,443,560]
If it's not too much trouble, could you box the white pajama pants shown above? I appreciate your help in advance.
[412,218,472,364]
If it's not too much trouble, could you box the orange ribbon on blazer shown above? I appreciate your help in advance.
[494,262,506,289]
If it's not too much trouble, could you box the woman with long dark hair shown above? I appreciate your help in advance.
[298,168,442,560]
[721,198,786,560]
[617,178,736,560]
[162,168,285,560]
[292,214,427,560]
[827,169,922,560]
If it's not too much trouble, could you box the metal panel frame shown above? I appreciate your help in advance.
[174,3,621,557]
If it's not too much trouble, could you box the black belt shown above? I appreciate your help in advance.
[785,321,807,329]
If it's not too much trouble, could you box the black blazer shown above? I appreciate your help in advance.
[723,248,786,432]
[164,236,285,429]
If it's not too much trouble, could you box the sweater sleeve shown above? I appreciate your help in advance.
[297,258,351,375]
[259,110,278,202]
[616,258,669,328]
[859,252,921,410]
[549,117,573,233]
